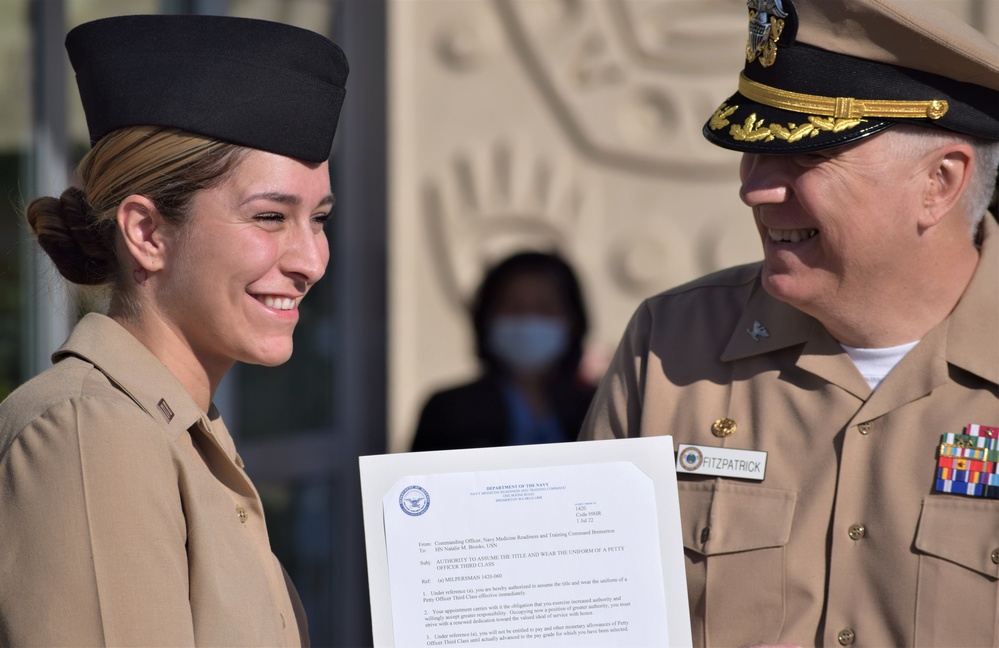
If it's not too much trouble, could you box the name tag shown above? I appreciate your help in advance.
[676,444,767,481]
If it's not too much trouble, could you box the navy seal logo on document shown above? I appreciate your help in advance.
[679,447,704,471]
[399,485,431,516]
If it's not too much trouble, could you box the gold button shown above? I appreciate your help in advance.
[711,418,737,438]
[848,524,866,541]
[991,548,999,565]
[838,629,855,645]
[236,507,247,523]
[858,421,872,435]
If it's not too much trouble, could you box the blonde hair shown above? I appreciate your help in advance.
[26,126,248,287]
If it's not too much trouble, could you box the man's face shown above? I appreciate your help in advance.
[739,132,926,323]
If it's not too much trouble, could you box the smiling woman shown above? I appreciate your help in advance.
[124,146,334,405]
[0,14,347,647]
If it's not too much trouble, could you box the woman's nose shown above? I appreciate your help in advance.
[285,222,329,285]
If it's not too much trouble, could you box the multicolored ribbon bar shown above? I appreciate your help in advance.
[934,424,999,499]
[938,444,999,462]
[937,456,998,475]
[939,432,997,449]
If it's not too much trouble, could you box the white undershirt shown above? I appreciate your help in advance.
[840,340,920,390]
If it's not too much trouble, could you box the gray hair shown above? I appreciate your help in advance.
[882,125,999,238]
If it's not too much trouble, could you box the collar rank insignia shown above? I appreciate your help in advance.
[746,0,789,67]
[747,320,770,342]
[935,424,999,499]
[157,398,175,423]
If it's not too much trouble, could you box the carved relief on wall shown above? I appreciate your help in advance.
[495,0,745,174]
[422,138,589,309]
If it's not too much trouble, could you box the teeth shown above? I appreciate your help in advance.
[259,296,297,310]
[768,228,818,243]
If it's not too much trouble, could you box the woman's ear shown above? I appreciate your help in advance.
[919,142,973,231]
[116,194,167,272]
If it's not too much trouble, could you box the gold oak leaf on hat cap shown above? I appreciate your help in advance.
[703,0,999,153]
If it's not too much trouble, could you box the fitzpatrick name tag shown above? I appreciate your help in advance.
[676,444,767,481]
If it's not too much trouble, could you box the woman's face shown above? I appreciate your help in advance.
[487,270,574,375]
[492,271,570,321]
[156,149,332,376]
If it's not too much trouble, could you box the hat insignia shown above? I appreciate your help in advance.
[746,0,788,68]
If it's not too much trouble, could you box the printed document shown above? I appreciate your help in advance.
[360,437,690,647]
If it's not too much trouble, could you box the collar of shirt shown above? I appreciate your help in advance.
[50,313,238,462]
[946,214,998,386]
[719,215,999,390]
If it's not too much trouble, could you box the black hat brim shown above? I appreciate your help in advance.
[703,89,894,153]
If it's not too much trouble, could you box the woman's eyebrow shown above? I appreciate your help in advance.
[241,191,336,207]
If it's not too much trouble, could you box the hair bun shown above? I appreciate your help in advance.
[26,187,115,285]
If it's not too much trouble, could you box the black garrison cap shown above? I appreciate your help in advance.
[703,0,999,153]
[66,14,348,163]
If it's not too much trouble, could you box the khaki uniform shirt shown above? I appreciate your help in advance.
[581,217,999,647]
[0,313,309,646]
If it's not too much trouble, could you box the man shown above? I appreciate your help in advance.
[579,0,999,646]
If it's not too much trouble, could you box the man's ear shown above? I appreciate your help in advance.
[117,194,168,271]
[919,143,973,230]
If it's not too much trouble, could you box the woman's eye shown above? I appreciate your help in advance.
[313,212,331,230]
[255,213,284,222]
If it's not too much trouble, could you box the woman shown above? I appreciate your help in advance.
[0,14,347,646]
[411,251,595,451]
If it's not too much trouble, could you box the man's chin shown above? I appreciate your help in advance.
[760,270,810,308]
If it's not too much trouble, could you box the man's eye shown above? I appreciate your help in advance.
[795,150,834,167]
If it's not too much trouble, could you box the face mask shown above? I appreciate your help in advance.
[487,316,569,373]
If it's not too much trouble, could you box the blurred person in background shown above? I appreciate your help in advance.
[0,15,347,645]
[412,251,594,451]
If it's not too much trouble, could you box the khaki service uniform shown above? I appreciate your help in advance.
[0,313,308,646]
[580,218,999,647]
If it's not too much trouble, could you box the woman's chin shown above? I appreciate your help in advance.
[247,343,294,367]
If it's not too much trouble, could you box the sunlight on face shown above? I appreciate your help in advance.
[157,150,333,377]
[738,133,926,317]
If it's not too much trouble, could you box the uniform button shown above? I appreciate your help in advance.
[711,418,737,438]
[700,526,711,543]
[857,421,872,435]
[848,524,866,540]
[838,629,855,645]
[236,507,248,523]
[991,548,999,565]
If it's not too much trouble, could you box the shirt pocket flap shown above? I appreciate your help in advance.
[915,498,999,578]
[679,481,796,556]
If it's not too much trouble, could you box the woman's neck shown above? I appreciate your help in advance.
[109,298,224,412]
